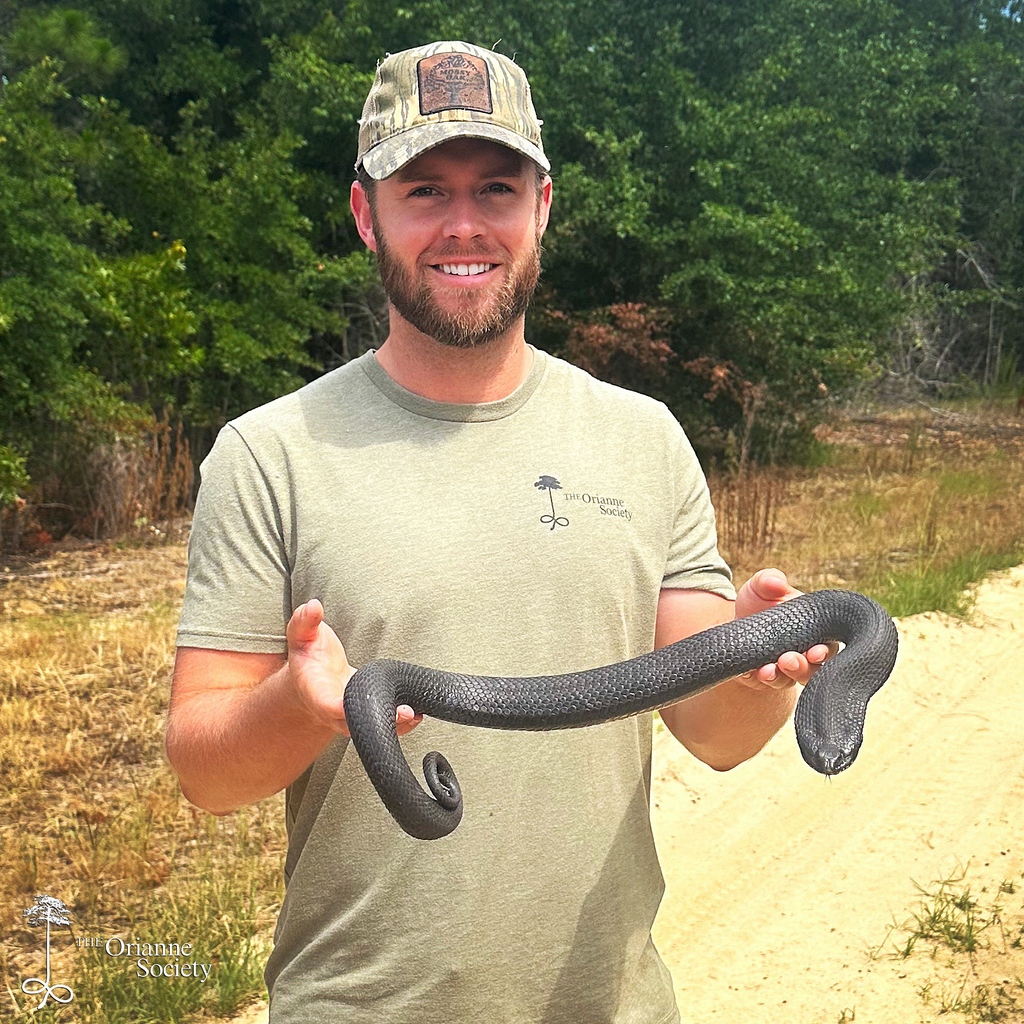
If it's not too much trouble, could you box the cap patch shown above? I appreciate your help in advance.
[418,53,493,116]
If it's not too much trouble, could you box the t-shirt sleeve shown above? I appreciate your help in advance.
[660,413,736,600]
[176,424,292,653]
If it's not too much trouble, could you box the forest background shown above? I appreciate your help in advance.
[0,0,1022,542]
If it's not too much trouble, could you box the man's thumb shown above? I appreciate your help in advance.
[288,599,323,646]
[751,567,787,599]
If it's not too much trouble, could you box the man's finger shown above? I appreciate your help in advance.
[396,704,422,736]
[806,643,831,664]
[777,651,804,675]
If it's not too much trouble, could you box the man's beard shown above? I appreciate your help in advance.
[374,231,542,349]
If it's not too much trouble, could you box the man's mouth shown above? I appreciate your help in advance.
[432,262,498,277]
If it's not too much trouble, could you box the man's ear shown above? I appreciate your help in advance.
[536,175,553,239]
[350,180,378,252]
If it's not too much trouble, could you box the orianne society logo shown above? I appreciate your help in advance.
[21,892,216,1010]
[22,895,74,1009]
[533,475,633,531]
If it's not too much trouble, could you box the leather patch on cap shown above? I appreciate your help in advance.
[418,53,493,115]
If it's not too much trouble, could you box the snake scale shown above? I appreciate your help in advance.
[343,589,899,840]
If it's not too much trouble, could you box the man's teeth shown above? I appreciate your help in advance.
[438,263,495,276]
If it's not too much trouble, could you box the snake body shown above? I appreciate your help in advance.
[343,589,899,840]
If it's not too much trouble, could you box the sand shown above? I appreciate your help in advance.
[652,564,1024,1023]
[228,566,1024,1024]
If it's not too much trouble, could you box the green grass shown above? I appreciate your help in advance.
[847,489,889,525]
[936,469,1007,500]
[876,871,1024,1024]
[8,834,277,1024]
[863,548,1024,619]
[68,863,271,1024]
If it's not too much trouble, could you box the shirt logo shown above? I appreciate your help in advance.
[418,53,493,115]
[533,475,634,530]
[534,475,569,530]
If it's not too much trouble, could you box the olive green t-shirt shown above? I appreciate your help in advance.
[177,348,734,1024]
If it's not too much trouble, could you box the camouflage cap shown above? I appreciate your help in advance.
[356,41,549,180]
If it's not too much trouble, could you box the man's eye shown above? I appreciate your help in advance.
[484,182,515,194]
[409,186,438,197]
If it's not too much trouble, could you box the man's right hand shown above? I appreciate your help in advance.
[286,599,422,737]
[167,602,421,814]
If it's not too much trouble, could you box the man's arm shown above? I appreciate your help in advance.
[656,569,831,770]
[165,600,420,815]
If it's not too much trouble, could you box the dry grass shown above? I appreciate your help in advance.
[712,399,1024,610]
[1,399,1022,1021]
[0,540,285,1021]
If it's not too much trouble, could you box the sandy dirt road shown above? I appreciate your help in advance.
[651,565,1024,1024]
[227,566,1023,1024]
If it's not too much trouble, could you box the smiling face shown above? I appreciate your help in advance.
[351,137,552,349]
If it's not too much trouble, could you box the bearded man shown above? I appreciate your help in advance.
[167,40,831,1024]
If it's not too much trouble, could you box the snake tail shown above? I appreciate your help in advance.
[342,664,465,840]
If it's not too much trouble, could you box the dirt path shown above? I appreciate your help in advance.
[651,565,1024,1023]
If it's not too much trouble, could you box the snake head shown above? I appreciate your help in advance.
[802,738,858,775]
[793,667,867,776]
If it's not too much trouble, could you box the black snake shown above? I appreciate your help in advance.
[343,589,899,840]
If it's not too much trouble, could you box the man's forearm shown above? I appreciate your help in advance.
[165,662,338,815]
[659,676,799,771]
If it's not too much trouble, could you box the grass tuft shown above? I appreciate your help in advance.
[69,856,274,1023]
[863,549,1024,619]
[877,868,1024,1024]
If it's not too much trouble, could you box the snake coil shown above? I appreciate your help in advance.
[343,589,898,840]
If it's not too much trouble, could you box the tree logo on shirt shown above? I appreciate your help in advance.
[535,477,634,525]
[534,476,569,531]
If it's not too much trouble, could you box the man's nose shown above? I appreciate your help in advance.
[441,192,485,241]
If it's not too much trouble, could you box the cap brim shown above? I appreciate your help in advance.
[360,121,550,180]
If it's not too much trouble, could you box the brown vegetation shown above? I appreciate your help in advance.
[0,542,282,1020]
[712,400,1024,603]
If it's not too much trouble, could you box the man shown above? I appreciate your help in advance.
[166,41,831,1023]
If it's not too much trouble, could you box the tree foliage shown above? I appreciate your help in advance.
[0,0,1021,532]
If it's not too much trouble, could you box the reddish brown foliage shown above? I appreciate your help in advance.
[682,357,769,470]
[564,303,673,386]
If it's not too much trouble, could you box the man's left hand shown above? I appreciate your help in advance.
[734,568,835,689]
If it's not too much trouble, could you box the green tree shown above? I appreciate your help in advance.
[3,0,1022,527]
